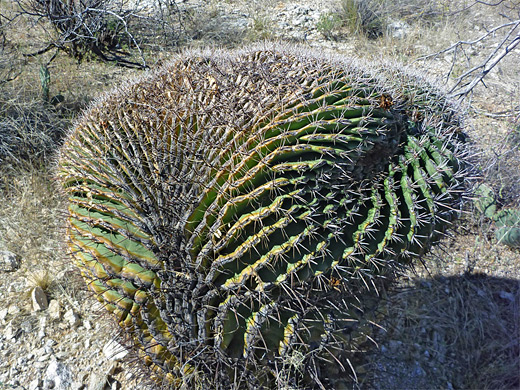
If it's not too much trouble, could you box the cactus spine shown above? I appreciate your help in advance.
[58,45,467,388]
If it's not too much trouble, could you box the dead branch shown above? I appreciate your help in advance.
[414,18,519,102]
[2,0,183,68]
[413,1,519,105]
[448,20,519,99]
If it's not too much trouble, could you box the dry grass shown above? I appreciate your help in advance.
[0,166,66,268]
[370,273,519,390]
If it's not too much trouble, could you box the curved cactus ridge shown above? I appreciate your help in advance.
[58,45,467,388]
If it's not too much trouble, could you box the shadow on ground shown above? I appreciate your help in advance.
[364,273,519,390]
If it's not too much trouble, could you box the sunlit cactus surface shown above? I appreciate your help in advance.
[58,45,468,389]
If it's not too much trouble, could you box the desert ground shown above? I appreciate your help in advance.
[0,1,518,389]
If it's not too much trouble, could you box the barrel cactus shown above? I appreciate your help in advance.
[58,45,468,388]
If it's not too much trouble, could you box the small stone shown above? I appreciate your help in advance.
[44,360,73,390]
[55,352,68,360]
[38,316,47,340]
[48,300,61,320]
[387,20,410,39]
[102,339,128,361]
[8,304,20,315]
[34,361,47,370]
[45,339,57,347]
[87,371,108,390]
[5,322,20,341]
[64,309,80,328]
[0,250,21,272]
[78,372,89,383]
[499,290,515,302]
[43,378,55,390]
[83,319,92,330]
[388,340,402,351]
[0,308,8,322]
[32,286,49,311]
[111,379,121,390]
[412,361,426,377]
[28,378,41,390]
[20,319,33,333]
[71,381,85,390]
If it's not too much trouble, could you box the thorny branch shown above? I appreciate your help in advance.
[1,0,183,69]
[414,1,520,108]
[448,20,519,99]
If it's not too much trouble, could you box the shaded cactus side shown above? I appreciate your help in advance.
[58,45,468,388]
[474,183,520,248]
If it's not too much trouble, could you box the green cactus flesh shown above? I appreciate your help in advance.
[473,184,520,248]
[494,209,520,248]
[58,47,466,388]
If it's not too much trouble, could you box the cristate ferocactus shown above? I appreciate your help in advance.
[58,44,467,389]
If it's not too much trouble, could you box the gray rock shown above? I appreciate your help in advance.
[38,316,47,340]
[499,290,515,302]
[87,371,108,390]
[5,321,20,341]
[43,378,55,390]
[0,250,21,272]
[45,338,57,347]
[0,308,8,322]
[44,360,73,390]
[32,286,49,311]
[64,309,80,328]
[20,319,34,333]
[28,378,41,390]
[71,381,85,390]
[111,379,121,390]
[387,20,410,39]
[8,304,20,315]
[412,361,427,377]
[48,300,61,320]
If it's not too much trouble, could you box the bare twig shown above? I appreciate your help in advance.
[412,0,519,102]
[471,106,520,118]
[448,21,520,99]
[414,17,519,101]
[1,0,183,68]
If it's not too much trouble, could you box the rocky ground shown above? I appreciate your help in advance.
[0,0,519,389]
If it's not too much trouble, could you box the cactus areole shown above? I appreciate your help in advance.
[58,45,467,388]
